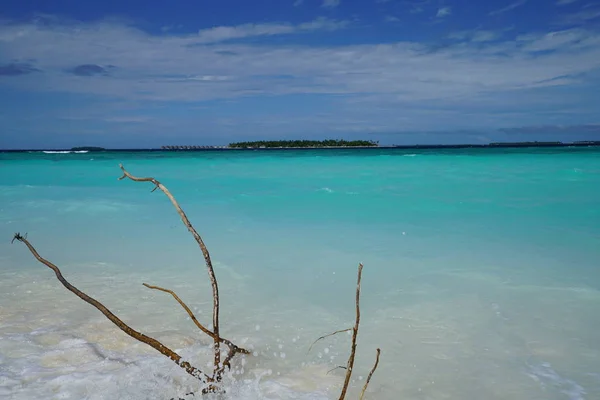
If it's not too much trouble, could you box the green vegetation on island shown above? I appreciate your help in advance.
[228,139,378,148]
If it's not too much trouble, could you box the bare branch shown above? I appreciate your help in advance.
[143,283,214,337]
[142,283,250,356]
[307,328,351,355]
[327,366,347,375]
[359,348,381,400]
[118,164,222,371]
[12,233,209,383]
[308,263,369,399]
[339,263,363,400]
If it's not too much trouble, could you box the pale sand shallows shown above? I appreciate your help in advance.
[1,260,599,400]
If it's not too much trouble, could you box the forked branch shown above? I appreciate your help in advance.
[309,263,381,400]
[11,233,209,384]
[143,283,214,337]
[339,262,364,400]
[142,283,250,358]
[118,164,223,371]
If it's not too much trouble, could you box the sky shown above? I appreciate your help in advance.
[1,0,600,149]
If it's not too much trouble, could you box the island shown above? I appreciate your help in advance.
[228,139,378,148]
[151,140,600,152]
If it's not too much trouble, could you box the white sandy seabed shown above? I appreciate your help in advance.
[1,257,600,400]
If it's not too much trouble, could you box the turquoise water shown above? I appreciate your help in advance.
[1,148,599,399]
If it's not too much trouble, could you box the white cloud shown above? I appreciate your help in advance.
[436,7,451,18]
[449,30,502,42]
[561,7,600,24]
[472,30,501,42]
[197,17,347,43]
[489,0,527,16]
[516,29,597,52]
[0,19,599,114]
[322,0,341,8]
[404,0,429,14]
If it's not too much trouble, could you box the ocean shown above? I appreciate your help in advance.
[1,148,599,399]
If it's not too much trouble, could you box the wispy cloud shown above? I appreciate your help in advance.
[499,124,600,134]
[400,0,431,14]
[436,7,451,17]
[322,0,341,8]
[1,18,598,103]
[195,17,348,43]
[69,64,114,76]
[556,0,578,5]
[489,0,528,16]
[516,29,600,52]
[449,30,502,42]
[385,15,400,22]
[0,62,40,76]
[561,7,600,25]
[293,0,304,6]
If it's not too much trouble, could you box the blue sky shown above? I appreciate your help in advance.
[1,0,600,148]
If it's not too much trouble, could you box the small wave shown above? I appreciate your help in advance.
[526,362,586,400]
[318,188,334,193]
[403,154,417,157]
[41,150,88,154]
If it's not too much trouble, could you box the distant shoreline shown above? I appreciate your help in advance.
[1,141,600,152]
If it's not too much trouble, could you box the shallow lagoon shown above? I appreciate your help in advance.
[1,148,599,399]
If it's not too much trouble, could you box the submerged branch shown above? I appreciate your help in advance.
[359,348,381,400]
[118,164,222,370]
[12,233,209,383]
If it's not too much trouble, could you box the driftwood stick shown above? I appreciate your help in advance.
[11,233,209,383]
[359,348,381,400]
[118,164,222,371]
[339,262,363,400]
[143,283,214,338]
[307,328,351,355]
[142,283,250,356]
[309,264,376,399]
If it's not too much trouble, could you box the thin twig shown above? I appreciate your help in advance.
[142,283,250,357]
[327,366,347,375]
[118,164,222,371]
[339,263,363,400]
[359,348,381,400]
[142,283,214,337]
[12,233,209,383]
[307,328,351,355]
